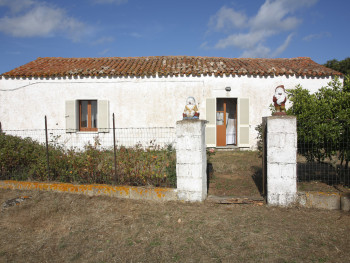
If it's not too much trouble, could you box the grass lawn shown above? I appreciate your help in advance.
[208,151,263,198]
[208,150,350,197]
[1,189,350,263]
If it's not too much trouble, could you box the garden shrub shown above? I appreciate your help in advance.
[0,133,176,188]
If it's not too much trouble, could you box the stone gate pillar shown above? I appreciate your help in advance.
[176,120,207,202]
[265,116,297,206]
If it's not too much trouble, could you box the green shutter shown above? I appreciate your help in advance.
[65,100,77,133]
[98,100,109,133]
[238,98,250,147]
[205,98,216,146]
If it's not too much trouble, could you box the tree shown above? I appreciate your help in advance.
[286,77,350,169]
[324,57,350,75]
[324,58,350,92]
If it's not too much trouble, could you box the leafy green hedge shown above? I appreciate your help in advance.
[0,133,176,187]
[287,77,350,166]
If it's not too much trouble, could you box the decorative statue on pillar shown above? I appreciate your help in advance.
[183,96,200,119]
[273,85,287,116]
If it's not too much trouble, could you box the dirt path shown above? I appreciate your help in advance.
[207,151,350,197]
[208,151,263,198]
[208,172,262,198]
[1,188,350,263]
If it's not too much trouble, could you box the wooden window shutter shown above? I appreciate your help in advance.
[65,100,77,133]
[238,98,250,147]
[98,100,109,133]
[205,98,216,147]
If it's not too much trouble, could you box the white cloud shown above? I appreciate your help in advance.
[92,36,115,45]
[208,6,247,32]
[250,0,302,32]
[240,34,293,58]
[279,0,318,12]
[92,0,128,4]
[200,41,209,50]
[303,32,331,42]
[240,44,271,58]
[0,1,88,41]
[206,0,318,57]
[98,48,110,55]
[215,31,267,50]
[272,33,294,57]
[0,0,35,13]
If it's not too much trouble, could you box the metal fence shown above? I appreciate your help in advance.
[297,120,350,187]
[1,127,176,150]
[0,119,177,187]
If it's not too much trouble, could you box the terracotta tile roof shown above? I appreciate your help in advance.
[1,56,342,78]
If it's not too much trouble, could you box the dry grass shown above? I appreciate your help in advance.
[297,181,349,192]
[208,151,262,197]
[208,151,350,197]
[1,189,350,263]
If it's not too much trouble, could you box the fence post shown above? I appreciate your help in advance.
[113,113,117,183]
[0,121,2,133]
[45,115,50,180]
[176,120,207,202]
[264,115,297,206]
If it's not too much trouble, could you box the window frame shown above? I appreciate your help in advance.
[79,100,98,132]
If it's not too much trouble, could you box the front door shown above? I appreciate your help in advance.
[216,98,237,147]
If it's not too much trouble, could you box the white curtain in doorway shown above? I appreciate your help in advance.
[226,113,236,145]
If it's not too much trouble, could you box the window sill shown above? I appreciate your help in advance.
[76,131,99,134]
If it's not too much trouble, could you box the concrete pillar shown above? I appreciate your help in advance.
[176,120,207,202]
[266,116,297,206]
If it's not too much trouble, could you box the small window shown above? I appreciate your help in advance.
[79,100,97,131]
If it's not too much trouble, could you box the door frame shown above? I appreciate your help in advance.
[216,98,237,147]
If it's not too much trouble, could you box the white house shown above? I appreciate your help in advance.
[0,56,342,149]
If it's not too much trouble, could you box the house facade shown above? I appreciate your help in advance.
[0,56,342,149]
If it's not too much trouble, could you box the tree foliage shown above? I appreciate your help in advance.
[324,57,350,92]
[324,57,350,75]
[286,77,350,168]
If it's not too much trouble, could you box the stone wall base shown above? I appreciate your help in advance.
[297,191,350,211]
[0,180,178,201]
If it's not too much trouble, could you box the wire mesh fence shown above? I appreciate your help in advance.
[297,119,350,187]
[1,128,176,150]
[0,126,177,187]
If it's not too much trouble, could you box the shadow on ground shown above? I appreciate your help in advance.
[251,166,264,196]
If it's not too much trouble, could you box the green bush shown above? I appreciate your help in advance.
[287,77,350,166]
[0,133,176,187]
[0,133,46,180]
[115,144,176,187]
[255,77,350,167]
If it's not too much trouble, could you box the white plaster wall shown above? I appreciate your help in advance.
[176,120,207,201]
[0,74,335,149]
[266,116,297,206]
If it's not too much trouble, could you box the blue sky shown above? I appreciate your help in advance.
[0,0,349,74]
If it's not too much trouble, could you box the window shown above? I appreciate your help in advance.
[65,100,109,133]
[79,100,97,131]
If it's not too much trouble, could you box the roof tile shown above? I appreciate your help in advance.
[0,56,342,78]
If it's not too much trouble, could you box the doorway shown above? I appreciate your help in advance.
[216,98,237,147]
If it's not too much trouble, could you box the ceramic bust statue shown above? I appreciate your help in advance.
[273,85,287,115]
[183,96,200,119]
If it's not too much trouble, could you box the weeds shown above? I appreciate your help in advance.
[0,133,176,187]
[206,148,216,162]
